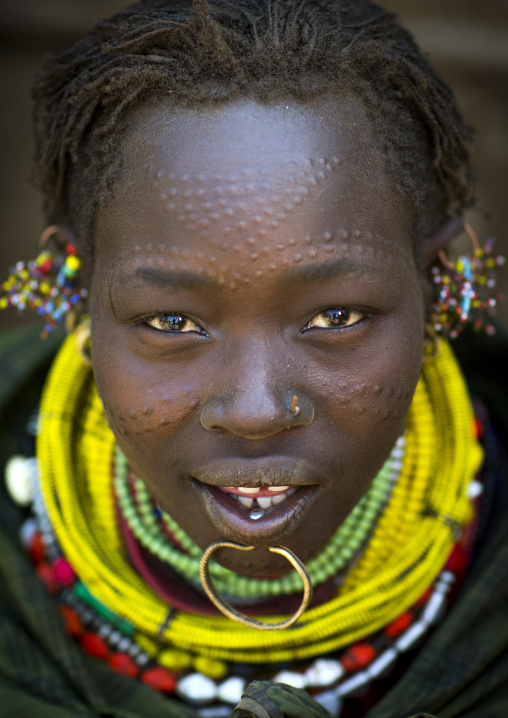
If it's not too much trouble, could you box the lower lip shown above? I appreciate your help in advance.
[192,480,317,545]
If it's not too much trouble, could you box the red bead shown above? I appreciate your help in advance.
[65,243,77,255]
[341,643,377,672]
[141,666,177,693]
[80,633,110,659]
[36,562,57,594]
[59,606,83,637]
[445,544,468,574]
[40,260,54,275]
[52,557,76,588]
[474,417,483,439]
[29,532,45,565]
[384,611,413,637]
[108,653,139,678]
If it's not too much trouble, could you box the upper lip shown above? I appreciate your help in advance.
[192,457,320,488]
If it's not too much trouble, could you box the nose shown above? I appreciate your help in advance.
[200,342,314,439]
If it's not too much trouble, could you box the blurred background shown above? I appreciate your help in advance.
[0,0,507,328]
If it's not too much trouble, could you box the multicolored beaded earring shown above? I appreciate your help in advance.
[0,225,87,338]
[428,223,504,341]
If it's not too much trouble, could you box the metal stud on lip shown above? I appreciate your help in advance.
[199,540,313,630]
[248,507,265,520]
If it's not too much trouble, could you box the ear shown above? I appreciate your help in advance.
[39,224,78,252]
[420,216,464,311]
[420,216,463,269]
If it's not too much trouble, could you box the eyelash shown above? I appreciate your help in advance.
[143,307,365,335]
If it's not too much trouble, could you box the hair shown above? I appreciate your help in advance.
[31,0,474,264]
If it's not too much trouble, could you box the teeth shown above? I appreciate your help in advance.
[237,487,260,494]
[232,486,299,513]
[257,496,273,509]
[237,496,254,509]
[268,485,290,492]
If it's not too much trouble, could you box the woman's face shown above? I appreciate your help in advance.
[90,99,426,575]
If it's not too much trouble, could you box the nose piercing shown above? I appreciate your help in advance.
[290,394,300,416]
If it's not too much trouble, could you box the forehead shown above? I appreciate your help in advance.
[94,98,413,270]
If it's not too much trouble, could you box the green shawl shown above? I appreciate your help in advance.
[0,325,507,718]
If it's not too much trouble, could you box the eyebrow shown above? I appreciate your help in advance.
[285,256,381,284]
[130,267,217,290]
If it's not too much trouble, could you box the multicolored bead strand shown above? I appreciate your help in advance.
[429,234,504,339]
[0,247,87,336]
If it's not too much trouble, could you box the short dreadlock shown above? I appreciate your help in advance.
[31,0,475,264]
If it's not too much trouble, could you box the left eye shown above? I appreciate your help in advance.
[147,313,204,333]
[305,308,364,330]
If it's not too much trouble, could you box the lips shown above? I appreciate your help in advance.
[190,458,321,545]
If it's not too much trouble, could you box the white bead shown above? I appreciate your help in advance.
[272,670,307,689]
[396,621,428,652]
[336,671,369,697]
[440,570,456,585]
[178,673,217,704]
[422,592,446,626]
[5,455,33,506]
[467,480,483,499]
[366,648,398,680]
[19,517,37,548]
[313,689,342,717]
[305,658,344,687]
[198,706,231,717]
[217,676,246,704]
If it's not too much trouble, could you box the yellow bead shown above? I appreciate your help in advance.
[40,282,50,294]
[159,648,193,671]
[194,655,228,679]
[65,255,81,271]
[0,298,8,309]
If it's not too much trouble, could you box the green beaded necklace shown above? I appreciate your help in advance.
[114,439,403,599]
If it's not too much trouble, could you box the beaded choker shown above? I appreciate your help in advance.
[36,336,482,666]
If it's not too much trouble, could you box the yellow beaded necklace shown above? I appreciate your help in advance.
[38,336,482,663]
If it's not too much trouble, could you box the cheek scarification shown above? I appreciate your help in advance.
[102,393,200,437]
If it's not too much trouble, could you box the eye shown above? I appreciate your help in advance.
[304,308,364,330]
[146,313,204,334]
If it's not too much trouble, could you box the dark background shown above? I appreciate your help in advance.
[1,0,507,328]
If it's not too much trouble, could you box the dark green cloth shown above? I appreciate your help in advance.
[0,325,507,718]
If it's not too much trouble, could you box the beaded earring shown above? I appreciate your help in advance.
[428,223,504,341]
[0,225,87,338]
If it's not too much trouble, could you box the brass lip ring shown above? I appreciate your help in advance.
[199,540,313,630]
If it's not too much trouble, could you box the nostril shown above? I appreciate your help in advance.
[199,392,314,438]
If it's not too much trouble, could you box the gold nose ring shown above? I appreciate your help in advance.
[199,540,312,630]
[290,394,300,416]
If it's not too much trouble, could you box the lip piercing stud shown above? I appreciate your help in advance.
[291,394,300,416]
[249,507,265,520]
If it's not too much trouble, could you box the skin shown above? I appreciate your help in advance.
[89,98,428,576]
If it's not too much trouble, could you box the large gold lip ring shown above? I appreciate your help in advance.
[199,540,313,630]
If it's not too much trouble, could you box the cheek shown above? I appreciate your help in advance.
[100,389,200,439]
[92,348,200,444]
